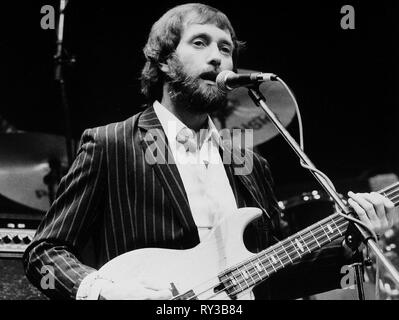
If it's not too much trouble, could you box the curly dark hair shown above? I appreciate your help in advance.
[140,3,244,104]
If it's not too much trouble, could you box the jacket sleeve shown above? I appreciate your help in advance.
[23,128,106,299]
[253,154,362,300]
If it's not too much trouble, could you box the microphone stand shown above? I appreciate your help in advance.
[54,0,75,168]
[247,84,399,299]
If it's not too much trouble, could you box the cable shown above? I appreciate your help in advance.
[275,75,383,299]
[275,76,379,242]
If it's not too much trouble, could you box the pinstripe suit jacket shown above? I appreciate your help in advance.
[23,106,352,300]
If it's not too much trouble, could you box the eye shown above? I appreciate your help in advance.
[220,46,233,55]
[192,39,206,48]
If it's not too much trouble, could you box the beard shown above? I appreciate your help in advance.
[164,54,228,115]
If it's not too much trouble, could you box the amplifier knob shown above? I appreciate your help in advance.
[22,236,32,244]
[13,235,22,244]
[3,235,12,244]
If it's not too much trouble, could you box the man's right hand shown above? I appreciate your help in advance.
[98,278,173,300]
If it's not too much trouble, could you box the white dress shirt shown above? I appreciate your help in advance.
[153,100,238,241]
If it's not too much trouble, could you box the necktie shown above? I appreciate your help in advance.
[176,127,197,153]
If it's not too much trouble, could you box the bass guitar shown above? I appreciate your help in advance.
[99,182,399,300]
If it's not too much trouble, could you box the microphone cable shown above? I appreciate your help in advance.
[274,75,381,298]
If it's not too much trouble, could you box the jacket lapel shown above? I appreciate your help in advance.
[221,141,270,220]
[137,106,199,244]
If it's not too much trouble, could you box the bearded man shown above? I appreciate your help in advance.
[24,3,397,300]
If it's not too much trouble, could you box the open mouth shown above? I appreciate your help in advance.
[200,71,218,83]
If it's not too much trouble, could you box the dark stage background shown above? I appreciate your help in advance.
[1,0,398,200]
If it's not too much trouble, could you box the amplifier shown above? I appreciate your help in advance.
[0,212,41,258]
[0,207,47,299]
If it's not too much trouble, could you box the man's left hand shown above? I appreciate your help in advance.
[347,191,398,236]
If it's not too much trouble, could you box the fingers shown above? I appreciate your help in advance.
[348,191,380,231]
[347,197,374,231]
[140,278,173,300]
[361,192,390,228]
[140,278,171,291]
[379,193,396,228]
[102,278,173,300]
[144,288,173,300]
[122,284,172,300]
[348,191,396,234]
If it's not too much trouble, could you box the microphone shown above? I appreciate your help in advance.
[216,70,278,92]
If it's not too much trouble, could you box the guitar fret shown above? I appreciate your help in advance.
[268,254,277,272]
[312,227,326,246]
[320,224,331,241]
[315,228,326,245]
[292,235,307,258]
[256,256,268,276]
[281,243,294,263]
[331,218,343,236]
[231,269,244,290]
[244,263,256,286]
[309,228,321,247]
[250,260,263,280]
[299,233,311,253]
[273,249,285,268]
[295,238,305,254]
[238,268,250,288]
[217,182,399,299]
[288,239,301,259]
[292,239,302,258]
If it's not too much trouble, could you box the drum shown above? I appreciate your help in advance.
[279,190,376,300]
[279,190,338,235]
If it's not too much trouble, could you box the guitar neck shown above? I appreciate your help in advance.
[220,182,399,297]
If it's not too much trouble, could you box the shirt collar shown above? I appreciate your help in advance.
[153,100,224,150]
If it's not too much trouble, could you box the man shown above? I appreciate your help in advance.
[24,3,397,300]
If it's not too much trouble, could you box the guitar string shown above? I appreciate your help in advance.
[175,218,344,298]
[195,223,346,300]
[185,200,391,301]
[208,194,399,300]
[175,190,399,300]
[225,213,344,274]
[189,192,399,301]
[181,218,348,300]
[222,191,399,285]
[225,214,347,278]
[379,183,399,197]
[197,219,349,299]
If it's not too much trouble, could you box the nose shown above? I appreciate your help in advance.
[207,42,222,68]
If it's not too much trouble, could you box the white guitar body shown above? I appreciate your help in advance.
[99,207,262,300]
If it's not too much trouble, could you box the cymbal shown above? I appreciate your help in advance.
[0,132,68,211]
[212,69,296,147]
[0,132,67,167]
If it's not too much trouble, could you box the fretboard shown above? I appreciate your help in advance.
[220,182,399,298]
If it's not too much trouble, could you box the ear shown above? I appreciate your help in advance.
[159,62,169,73]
